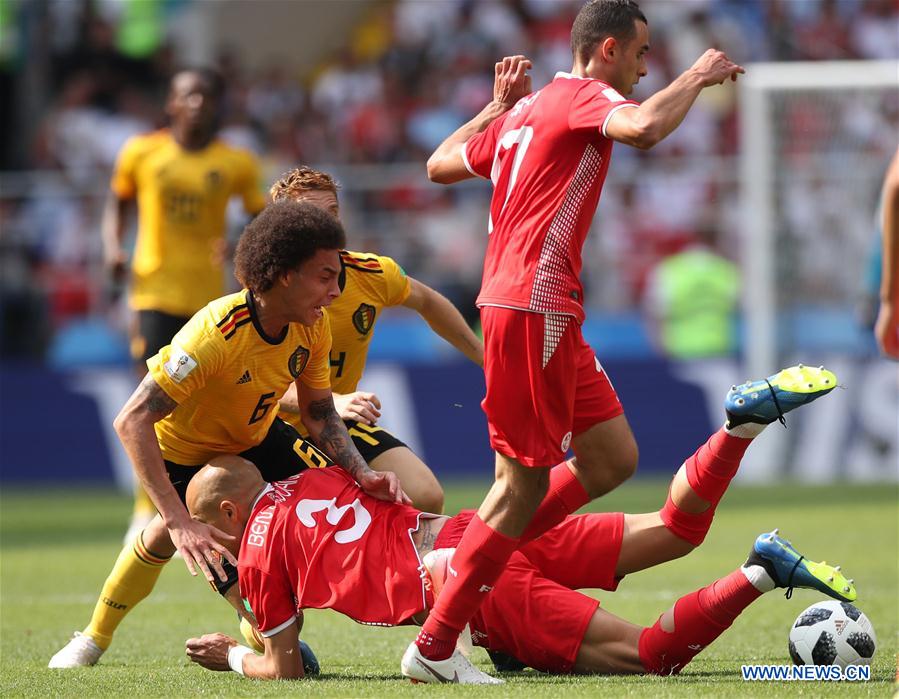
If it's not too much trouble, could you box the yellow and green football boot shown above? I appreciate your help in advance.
[747,528,857,602]
[725,364,837,428]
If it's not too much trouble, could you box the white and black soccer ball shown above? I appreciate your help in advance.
[788,600,877,668]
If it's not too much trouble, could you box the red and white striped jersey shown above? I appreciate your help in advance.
[463,72,638,322]
[238,467,427,636]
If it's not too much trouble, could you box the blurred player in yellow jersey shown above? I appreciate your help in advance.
[272,167,484,513]
[101,68,267,539]
[50,201,407,669]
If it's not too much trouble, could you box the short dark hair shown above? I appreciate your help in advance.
[571,0,647,65]
[170,67,225,100]
[234,201,346,293]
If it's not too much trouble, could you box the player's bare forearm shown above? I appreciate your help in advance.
[114,374,186,527]
[101,193,132,278]
[880,150,899,307]
[607,49,743,149]
[405,278,484,366]
[185,631,304,680]
[427,100,509,183]
[304,396,371,481]
[428,55,532,183]
[623,70,706,148]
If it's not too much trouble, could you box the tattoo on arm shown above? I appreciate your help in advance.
[306,398,368,479]
[415,519,438,558]
[135,374,178,416]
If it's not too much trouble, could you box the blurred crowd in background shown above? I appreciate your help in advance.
[0,0,896,362]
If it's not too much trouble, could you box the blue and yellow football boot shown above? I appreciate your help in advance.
[747,529,856,602]
[725,364,837,428]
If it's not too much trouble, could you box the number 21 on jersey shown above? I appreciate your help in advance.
[489,125,533,234]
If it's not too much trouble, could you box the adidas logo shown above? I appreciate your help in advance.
[236,370,252,384]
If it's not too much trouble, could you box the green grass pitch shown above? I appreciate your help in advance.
[2,480,896,697]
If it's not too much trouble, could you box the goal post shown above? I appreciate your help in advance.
[740,59,899,381]
[738,60,898,482]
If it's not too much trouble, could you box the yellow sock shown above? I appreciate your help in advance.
[132,485,157,519]
[239,617,265,653]
[84,534,170,650]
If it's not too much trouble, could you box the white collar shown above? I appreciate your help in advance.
[555,71,594,81]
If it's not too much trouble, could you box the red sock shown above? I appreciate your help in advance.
[520,461,589,543]
[659,489,716,546]
[684,429,752,507]
[417,515,519,660]
[638,569,762,674]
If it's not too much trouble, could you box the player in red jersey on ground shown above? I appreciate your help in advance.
[402,0,745,682]
[182,371,854,681]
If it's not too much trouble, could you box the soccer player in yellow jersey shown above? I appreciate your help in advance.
[50,201,407,669]
[102,68,267,539]
[272,167,484,513]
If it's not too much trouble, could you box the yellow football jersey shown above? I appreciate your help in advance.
[147,291,331,465]
[111,130,267,317]
[280,250,410,434]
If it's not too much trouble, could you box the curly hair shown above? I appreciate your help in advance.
[270,166,341,202]
[234,201,346,293]
[571,0,647,65]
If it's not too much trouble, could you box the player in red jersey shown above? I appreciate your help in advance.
[403,0,745,681]
[182,372,854,681]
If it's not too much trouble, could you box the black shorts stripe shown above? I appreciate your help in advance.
[222,316,252,340]
[216,303,249,328]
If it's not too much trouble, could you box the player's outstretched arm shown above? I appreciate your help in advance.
[605,49,744,150]
[403,277,484,367]
[427,55,532,184]
[186,622,303,680]
[875,148,899,358]
[298,382,411,504]
[114,374,236,582]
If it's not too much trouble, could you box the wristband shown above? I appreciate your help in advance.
[227,644,253,675]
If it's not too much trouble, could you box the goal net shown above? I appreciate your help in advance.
[738,60,898,481]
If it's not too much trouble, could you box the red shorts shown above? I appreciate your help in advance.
[480,306,624,467]
[433,510,625,673]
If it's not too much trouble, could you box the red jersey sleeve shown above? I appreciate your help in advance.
[240,565,297,637]
[568,81,639,140]
[462,112,509,179]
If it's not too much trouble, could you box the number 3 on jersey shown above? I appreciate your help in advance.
[295,498,372,544]
[489,125,533,234]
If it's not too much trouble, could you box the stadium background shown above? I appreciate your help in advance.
[0,0,896,490]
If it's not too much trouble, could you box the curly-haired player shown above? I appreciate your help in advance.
[272,166,484,514]
[49,201,409,669]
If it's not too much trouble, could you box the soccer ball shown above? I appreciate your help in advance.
[788,600,876,668]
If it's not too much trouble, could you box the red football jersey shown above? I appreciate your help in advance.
[462,73,638,322]
[238,468,427,636]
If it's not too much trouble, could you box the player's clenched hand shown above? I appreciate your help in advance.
[357,468,412,505]
[104,246,128,284]
[186,632,238,671]
[690,49,745,86]
[494,55,532,110]
[334,391,382,425]
[169,519,237,583]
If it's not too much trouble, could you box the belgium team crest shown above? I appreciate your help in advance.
[288,345,310,378]
[352,303,376,336]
